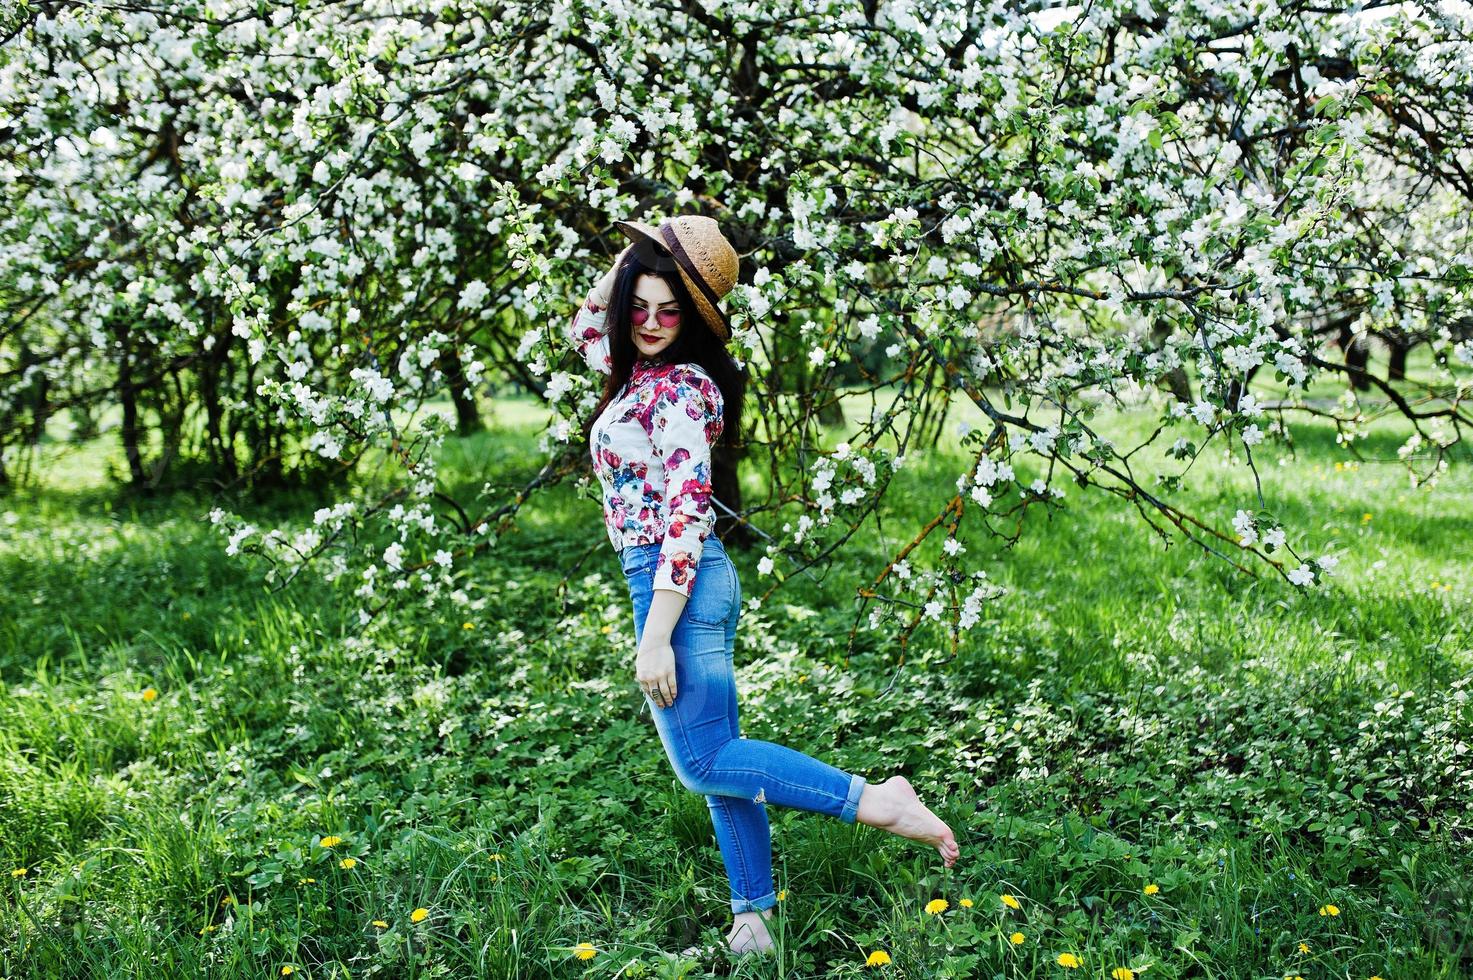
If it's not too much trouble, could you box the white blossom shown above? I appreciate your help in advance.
[1233,509,1257,546]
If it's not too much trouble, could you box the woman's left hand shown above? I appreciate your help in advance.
[635,636,677,708]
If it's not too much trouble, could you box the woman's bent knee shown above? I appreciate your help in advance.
[670,744,730,795]
[673,759,716,795]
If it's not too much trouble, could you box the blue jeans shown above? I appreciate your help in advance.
[620,536,868,914]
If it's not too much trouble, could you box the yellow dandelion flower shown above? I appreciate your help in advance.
[1298,941,1310,954]
[1000,893,1021,910]
[320,835,343,848]
[1369,975,1385,980]
[1286,975,1305,980]
[959,897,973,908]
[1362,513,1373,522]
[490,853,505,861]
[1057,952,1082,969]
[925,898,949,915]
[777,889,787,901]
[199,924,218,935]
[572,942,597,960]
[1318,903,1340,916]
[1112,968,1135,980]
[1144,883,1160,895]
[463,622,474,630]
[339,857,357,869]
[142,687,158,702]
[372,920,389,928]
[1009,931,1025,945]
[183,611,191,619]
[600,624,612,634]
[865,950,892,966]
[410,907,429,923]
[281,968,294,977]
[10,868,26,878]
[297,877,316,884]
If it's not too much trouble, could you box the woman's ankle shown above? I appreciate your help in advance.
[731,910,773,936]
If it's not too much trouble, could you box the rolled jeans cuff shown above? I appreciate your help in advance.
[839,773,867,824]
[731,889,778,914]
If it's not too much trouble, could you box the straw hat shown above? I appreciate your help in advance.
[613,214,740,342]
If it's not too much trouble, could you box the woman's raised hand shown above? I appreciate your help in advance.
[589,242,633,308]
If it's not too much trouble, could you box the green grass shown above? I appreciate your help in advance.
[2,390,1471,979]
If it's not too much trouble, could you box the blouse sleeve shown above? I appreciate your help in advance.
[564,296,613,375]
[650,367,725,598]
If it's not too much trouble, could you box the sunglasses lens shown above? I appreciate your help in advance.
[631,308,678,329]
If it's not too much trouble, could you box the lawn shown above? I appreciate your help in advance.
[2,386,1470,978]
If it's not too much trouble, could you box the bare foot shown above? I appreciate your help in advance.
[856,775,960,867]
[681,907,775,958]
[725,907,775,954]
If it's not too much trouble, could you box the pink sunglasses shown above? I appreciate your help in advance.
[631,306,681,329]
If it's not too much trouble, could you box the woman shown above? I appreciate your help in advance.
[565,215,960,958]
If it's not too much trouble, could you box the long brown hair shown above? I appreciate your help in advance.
[579,241,747,539]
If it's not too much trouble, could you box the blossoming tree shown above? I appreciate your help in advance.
[2,0,1470,643]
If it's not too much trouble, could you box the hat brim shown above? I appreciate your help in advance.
[613,219,663,246]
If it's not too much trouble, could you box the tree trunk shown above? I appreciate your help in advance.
[200,323,239,483]
[1338,324,1371,391]
[712,439,755,551]
[1225,365,1261,412]
[1387,339,1409,381]
[1150,317,1193,404]
[117,322,148,488]
[443,346,483,436]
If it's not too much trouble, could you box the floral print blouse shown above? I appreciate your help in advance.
[566,297,725,598]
